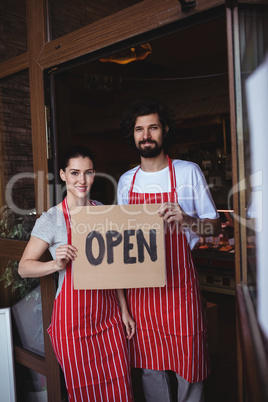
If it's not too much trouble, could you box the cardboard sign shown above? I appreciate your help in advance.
[70,204,166,289]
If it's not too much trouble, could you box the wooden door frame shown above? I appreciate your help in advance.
[226,5,244,401]
[226,2,268,402]
[0,0,232,400]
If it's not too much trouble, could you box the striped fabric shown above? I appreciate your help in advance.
[127,156,210,383]
[47,198,133,401]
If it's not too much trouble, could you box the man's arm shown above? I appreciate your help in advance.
[158,202,221,237]
[182,215,221,237]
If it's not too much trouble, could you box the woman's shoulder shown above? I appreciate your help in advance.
[31,206,64,243]
[90,200,103,206]
[34,206,63,229]
[41,205,62,218]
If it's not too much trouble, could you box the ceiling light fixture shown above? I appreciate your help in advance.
[99,43,152,65]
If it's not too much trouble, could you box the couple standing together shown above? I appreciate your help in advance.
[19,100,220,401]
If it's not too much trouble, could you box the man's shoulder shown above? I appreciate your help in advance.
[173,158,201,172]
[172,159,205,188]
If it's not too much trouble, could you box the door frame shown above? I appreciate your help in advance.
[2,1,248,400]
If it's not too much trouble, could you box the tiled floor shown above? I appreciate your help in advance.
[204,319,238,402]
[132,292,238,402]
[204,292,238,402]
[14,294,238,401]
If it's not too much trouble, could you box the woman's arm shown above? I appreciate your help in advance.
[116,289,136,340]
[18,235,77,278]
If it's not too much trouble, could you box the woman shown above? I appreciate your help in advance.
[19,145,135,401]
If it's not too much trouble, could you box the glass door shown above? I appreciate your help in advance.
[226,3,268,401]
[47,8,241,402]
[0,70,48,401]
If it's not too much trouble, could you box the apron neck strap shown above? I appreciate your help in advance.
[166,155,178,203]
[166,155,177,190]
[129,155,177,200]
[129,165,140,196]
[62,197,72,245]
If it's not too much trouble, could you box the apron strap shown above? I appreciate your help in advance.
[129,155,178,202]
[62,198,97,245]
[166,155,178,203]
[128,166,141,199]
[62,197,72,245]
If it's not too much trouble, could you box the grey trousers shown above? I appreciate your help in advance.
[141,368,205,402]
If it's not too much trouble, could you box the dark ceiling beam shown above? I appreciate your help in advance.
[37,0,225,71]
[178,0,197,12]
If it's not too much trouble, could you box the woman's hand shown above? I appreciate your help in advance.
[55,244,77,270]
[19,237,77,278]
[116,289,136,340]
[121,310,136,340]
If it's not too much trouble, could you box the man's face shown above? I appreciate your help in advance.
[133,113,167,158]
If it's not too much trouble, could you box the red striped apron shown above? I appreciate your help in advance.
[127,156,210,383]
[47,198,133,401]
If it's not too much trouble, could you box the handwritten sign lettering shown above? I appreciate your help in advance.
[71,204,166,289]
[85,228,157,266]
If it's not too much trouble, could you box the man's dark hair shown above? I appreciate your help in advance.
[121,100,175,152]
[60,145,95,171]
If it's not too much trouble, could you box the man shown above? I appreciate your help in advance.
[117,100,221,402]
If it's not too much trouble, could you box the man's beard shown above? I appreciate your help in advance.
[136,140,163,158]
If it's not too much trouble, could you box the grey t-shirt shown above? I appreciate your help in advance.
[31,206,67,297]
[31,202,101,297]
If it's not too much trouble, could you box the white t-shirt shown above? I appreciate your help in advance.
[117,159,219,249]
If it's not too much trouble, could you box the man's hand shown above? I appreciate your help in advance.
[158,202,221,237]
[158,202,191,225]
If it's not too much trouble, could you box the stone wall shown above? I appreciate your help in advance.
[0,71,35,215]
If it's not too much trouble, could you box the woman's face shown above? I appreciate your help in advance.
[60,156,95,202]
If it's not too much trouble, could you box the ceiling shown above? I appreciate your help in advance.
[54,15,229,138]
[53,14,231,204]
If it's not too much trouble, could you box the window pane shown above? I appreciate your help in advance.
[0,260,44,357]
[16,365,47,402]
[0,258,39,305]
[0,71,36,240]
[0,259,44,356]
[238,4,268,303]
[0,0,27,62]
[48,0,143,40]
[12,283,44,356]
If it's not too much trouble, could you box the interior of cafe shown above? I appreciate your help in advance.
[1,1,268,401]
[48,15,237,402]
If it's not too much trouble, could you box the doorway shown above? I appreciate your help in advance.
[48,14,237,402]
